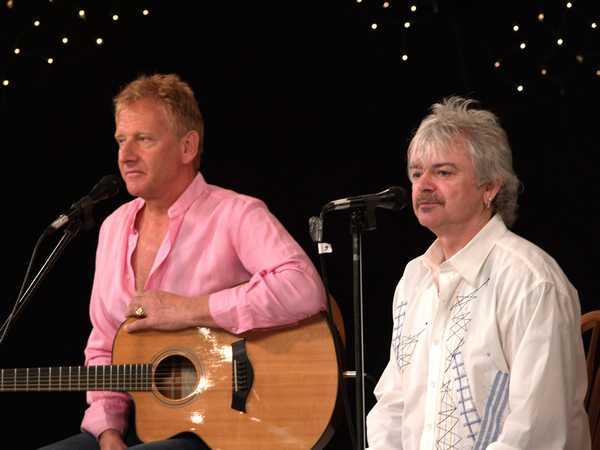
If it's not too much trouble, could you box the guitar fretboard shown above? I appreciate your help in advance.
[0,364,152,392]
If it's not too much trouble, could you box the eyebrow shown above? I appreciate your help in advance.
[409,162,459,170]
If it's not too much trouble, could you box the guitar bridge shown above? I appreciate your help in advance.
[231,339,254,412]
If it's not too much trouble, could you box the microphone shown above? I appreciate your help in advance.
[47,175,122,232]
[322,186,407,213]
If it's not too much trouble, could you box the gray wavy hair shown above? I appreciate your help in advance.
[407,96,521,227]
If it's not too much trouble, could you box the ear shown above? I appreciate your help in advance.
[180,130,200,165]
[482,178,502,203]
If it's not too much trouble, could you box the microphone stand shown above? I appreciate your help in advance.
[0,217,84,345]
[350,205,377,450]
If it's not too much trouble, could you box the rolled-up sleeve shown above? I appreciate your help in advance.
[208,200,326,334]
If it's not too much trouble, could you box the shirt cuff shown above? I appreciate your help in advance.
[81,396,130,439]
[208,287,252,334]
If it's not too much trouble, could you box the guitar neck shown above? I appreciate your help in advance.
[0,364,152,392]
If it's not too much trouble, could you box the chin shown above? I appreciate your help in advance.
[416,213,443,232]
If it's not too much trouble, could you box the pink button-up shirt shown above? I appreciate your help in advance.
[81,173,326,437]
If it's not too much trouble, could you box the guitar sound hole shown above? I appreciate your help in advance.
[154,355,198,400]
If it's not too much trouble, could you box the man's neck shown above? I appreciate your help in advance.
[436,212,493,260]
[143,172,196,216]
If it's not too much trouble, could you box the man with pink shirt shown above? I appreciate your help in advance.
[38,73,326,450]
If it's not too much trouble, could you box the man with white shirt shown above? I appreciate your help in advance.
[366,97,590,449]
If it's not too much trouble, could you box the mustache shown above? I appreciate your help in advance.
[415,195,443,206]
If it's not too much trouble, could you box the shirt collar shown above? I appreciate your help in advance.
[422,214,508,286]
[129,172,208,221]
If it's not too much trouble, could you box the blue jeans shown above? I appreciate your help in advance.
[37,431,208,449]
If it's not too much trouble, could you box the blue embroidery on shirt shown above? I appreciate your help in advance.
[474,371,509,450]
[452,352,482,443]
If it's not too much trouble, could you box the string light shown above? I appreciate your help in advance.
[537,13,545,22]
[596,69,600,77]
[557,38,564,46]
[2,4,157,91]
[356,0,362,3]
[566,2,573,9]
[401,54,408,61]
[516,84,524,92]
[383,2,390,8]
[410,5,416,12]
[513,25,519,32]
[494,61,501,68]
[519,42,526,50]
[576,54,584,63]
[592,22,597,29]
[541,68,548,76]
[371,23,378,30]
[404,21,411,29]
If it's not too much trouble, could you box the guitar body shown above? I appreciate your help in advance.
[112,314,339,449]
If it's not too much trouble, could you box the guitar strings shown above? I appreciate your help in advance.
[0,366,199,390]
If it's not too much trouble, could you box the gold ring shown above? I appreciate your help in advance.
[135,306,145,318]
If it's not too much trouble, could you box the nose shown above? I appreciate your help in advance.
[413,170,435,193]
[118,140,137,163]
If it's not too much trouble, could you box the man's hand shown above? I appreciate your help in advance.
[98,429,127,450]
[126,290,217,333]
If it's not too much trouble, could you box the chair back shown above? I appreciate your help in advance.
[581,310,600,448]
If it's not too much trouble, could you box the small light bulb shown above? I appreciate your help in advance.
[371,23,378,30]
[404,21,411,28]
[112,14,119,21]
[517,85,524,92]
[14,48,20,54]
[96,37,103,45]
[410,4,417,12]
[61,37,69,44]
[142,9,149,16]
[513,25,519,32]
[2,80,9,86]
[596,69,600,77]
[541,68,547,75]
[576,54,584,63]
[33,20,40,27]
[6,0,14,9]
[78,9,85,18]
[383,1,390,8]
[566,2,572,8]
[47,57,54,64]
[520,42,526,50]
[494,61,501,68]
[557,38,564,46]
[592,22,597,29]
[401,54,408,61]
[538,13,545,22]
[356,0,362,3]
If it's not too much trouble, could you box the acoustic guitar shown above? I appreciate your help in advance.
[0,314,339,449]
